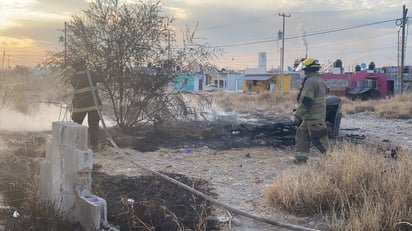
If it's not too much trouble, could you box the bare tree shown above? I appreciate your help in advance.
[48,0,218,130]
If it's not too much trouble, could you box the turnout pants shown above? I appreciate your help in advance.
[72,110,100,147]
[295,119,329,158]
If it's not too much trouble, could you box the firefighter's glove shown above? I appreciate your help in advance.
[291,114,302,126]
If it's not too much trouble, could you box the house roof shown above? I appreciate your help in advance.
[346,86,372,95]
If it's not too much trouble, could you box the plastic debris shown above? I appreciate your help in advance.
[12,210,20,218]
[217,215,230,223]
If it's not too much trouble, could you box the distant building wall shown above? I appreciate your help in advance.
[226,73,244,92]
[258,52,267,70]
[174,74,205,91]
[273,74,292,93]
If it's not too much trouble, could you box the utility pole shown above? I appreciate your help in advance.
[7,54,10,70]
[397,27,401,93]
[58,22,67,65]
[397,5,408,94]
[1,50,5,78]
[64,21,67,64]
[279,13,291,96]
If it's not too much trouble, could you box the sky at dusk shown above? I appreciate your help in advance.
[0,0,410,71]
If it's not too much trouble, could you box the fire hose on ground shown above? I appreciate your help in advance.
[85,69,321,231]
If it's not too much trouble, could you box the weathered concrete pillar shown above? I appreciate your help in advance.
[39,121,112,230]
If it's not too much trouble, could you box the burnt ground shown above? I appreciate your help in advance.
[0,113,371,231]
[0,115,300,231]
[113,114,297,152]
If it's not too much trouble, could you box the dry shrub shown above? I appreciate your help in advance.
[0,135,78,230]
[3,180,31,209]
[211,91,296,114]
[0,74,67,117]
[264,142,412,231]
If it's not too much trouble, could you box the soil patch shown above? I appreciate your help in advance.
[92,169,218,230]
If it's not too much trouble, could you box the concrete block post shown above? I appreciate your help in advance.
[38,121,114,231]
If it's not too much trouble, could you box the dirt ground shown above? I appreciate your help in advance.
[0,111,405,231]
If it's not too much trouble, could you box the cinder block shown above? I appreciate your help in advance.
[60,191,76,213]
[40,121,113,230]
[38,159,53,202]
[45,139,61,165]
[62,147,93,174]
[52,122,88,150]
[39,159,62,210]
[75,149,93,173]
[77,194,108,231]
[61,147,93,214]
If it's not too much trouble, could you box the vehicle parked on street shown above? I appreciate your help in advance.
[204,84,218,92]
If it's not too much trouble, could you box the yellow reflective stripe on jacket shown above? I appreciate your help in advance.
[73,86,92,95]
[314,96,325,103]
[72,105,98,113]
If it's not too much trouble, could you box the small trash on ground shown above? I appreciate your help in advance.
[217,215,230,223]
[12,210,20,218]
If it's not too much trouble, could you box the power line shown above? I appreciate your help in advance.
[212,18,398,48]
[286,18,396,39]
[201,13,275,31]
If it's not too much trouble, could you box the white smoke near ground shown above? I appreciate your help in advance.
[0,103,71,132]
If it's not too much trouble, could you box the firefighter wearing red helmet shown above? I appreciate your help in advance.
[292,58,329,164]
[70,57,104,149]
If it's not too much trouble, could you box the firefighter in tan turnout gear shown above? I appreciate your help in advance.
[292,58,330,164]
[70,58,103,149]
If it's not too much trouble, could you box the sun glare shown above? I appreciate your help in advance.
[165,6,188,20]
[0,0,36,28]
[0,36,35,48]
[0,0,34,8]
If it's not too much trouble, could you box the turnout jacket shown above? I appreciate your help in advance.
[295,72,328,121]
[71,69,103,114]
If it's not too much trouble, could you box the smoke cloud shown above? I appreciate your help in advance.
[0,103,71,132]
[297,24,308,57]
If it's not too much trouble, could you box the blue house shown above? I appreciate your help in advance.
[173,73,205,91]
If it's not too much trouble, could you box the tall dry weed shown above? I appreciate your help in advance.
[211,91,296,114]
[264,142,412,230]
[341,93,412,119]
[0,77,16,112]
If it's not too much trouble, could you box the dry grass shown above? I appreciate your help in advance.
[212,91,412,120]
[342,94,412,119]
[211,91,297,114]
[1,135,78,230]
[264,142,412,231]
